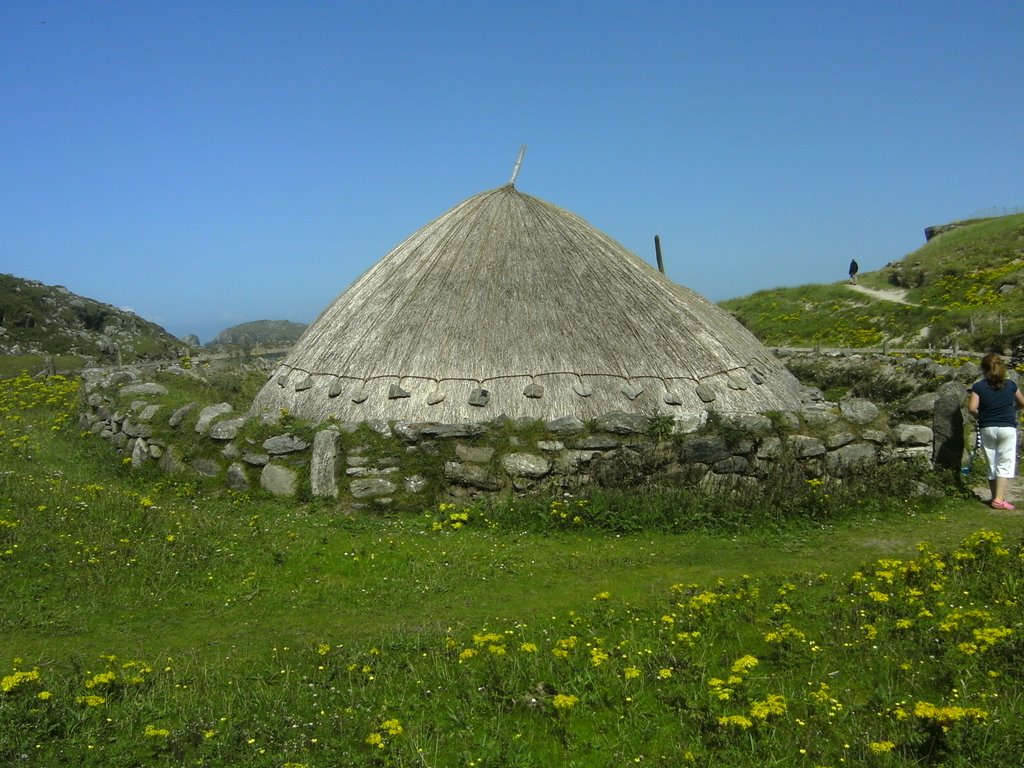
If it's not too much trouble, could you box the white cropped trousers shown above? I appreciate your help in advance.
[981,426,1018,479]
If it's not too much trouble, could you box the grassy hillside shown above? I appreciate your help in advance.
[0,274,183,373]
[723,213,1024,351]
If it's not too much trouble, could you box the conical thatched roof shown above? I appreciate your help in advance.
[252,184,802,424]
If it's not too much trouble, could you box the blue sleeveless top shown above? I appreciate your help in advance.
[971,379,1019,428]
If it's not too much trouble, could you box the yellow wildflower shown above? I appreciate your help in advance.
[750,694,787,721]
[731,655,759,674]
[380,719,403,736]
[85,671,116,688]
[1,668,41,692]
[552,694,579,710]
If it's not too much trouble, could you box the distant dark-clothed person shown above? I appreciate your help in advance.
[968,352,1024,510]
[848,259,859,284]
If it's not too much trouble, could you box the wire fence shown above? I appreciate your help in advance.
[967,206,1023,219]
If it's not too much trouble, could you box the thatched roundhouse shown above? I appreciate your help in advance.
[252,184,803,425]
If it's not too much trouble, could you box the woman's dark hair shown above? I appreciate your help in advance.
[981,352,1008,389]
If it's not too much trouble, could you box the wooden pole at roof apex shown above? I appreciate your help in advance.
[509,145,527,186]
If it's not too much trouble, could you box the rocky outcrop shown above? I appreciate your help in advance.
[209,319,307,348]
[924,221,978,241]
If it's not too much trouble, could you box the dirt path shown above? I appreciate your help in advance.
[846,283,916,305]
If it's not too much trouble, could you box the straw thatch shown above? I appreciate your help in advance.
[252,184,803,424]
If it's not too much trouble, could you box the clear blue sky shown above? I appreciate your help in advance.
[3,1,1022,344]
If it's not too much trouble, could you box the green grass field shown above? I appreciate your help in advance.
[2,374,1023,767]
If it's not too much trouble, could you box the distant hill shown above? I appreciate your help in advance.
[721,213,1024,353]
[209,319,307,348]
[0,273,184,364]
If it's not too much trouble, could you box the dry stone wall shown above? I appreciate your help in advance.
[74,358,974,509]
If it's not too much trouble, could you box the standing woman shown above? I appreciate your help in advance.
[968,352,1024,509]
